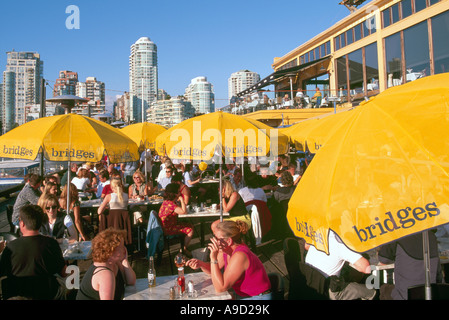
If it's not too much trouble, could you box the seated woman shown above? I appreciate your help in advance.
[186,220,271,299]
[60,183,88,241]
[273,171,295,203]
[76,228,136,300]
[158,183,193,255]
[211,179,251,232]
[71,167,91,192]
[171,172,191,205]
[38,193,77,243]
[98,178,131,244]
[128,170,153,224]
[41,181,59,198]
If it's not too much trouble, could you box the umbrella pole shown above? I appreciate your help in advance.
[423,230,432,300]
[219,162,223,222]
[66,160,71,218]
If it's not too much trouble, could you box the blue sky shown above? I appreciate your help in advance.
[0,0,351,110]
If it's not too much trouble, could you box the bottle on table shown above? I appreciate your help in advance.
[148,256,156,287]
[177,267,185,294]
[175,249,185,268]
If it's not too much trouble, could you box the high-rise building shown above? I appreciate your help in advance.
[75,77,105,116]
[184,76,215,115]
[228,70,260,103]
[115,92,131,122]
[5,50,44,126]
[53,70,78,96]
[129,37,158,123]
[2,71,16,133]
[148,96,195,127]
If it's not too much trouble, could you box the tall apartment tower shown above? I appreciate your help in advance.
[129,37,158,123]
[53,70,78,97]
[228,70,260,103]
[75,77,105,116]
[5,50,44,126]
[2,71,16,133]
[184,76,215,115]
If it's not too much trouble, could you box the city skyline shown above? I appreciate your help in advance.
[0,0,351,111]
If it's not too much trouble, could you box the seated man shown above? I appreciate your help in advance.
[12,173,42,225]
[157,166,173,190]
[0,204,67,300]
[305,230,376,300]
[378,232,442,300]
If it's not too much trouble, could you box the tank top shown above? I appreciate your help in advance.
[227,194,247,217]
[223,244,270,297]
[110,193,128,210]
[76,264,125,300]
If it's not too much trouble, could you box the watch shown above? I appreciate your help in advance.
[211,260,219,264]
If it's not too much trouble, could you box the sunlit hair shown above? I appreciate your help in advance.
[280,171,293,187]
[111,177,124,203]
[60,183,79,209]
[91,228,126,263]
[221,179,236,199]
[41,181,58,198]
[38,193,60,212]
[133,170,145,182]
[216,220,248,244]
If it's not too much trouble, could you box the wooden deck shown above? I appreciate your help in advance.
[0,197,291,299]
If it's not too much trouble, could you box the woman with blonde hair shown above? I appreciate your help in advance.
[211,179,251,233]
[186,220,271,299]
[77,228,136,300]
[60,183,88,241]
[38,193,78,242]
[98,178,131,244]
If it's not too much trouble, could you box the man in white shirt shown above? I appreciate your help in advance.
[305,231,376,300]
[95,170,110,199]
[157,166,173,190]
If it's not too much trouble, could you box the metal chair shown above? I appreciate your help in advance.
[0,232,19,243]
[267,272,285,300]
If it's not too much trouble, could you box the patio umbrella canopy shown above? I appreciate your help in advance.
[287,73,449,255]
[0,113,139,163]
[282,109,355,153]
[121,122,167,150]
[155,111,289,161]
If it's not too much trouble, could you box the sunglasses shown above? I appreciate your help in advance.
[45,205,58,211]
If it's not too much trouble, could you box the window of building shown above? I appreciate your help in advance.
[429,0,440,5]
[346,29,354,46]
[402,0,413,19]
[354,23,362,42]
[414,0,427,13]
[365,42,379,95]
[432,10,449,74]
[383,9,391,28]
[336,56,348,100]
[391,3,400,24]
[385,33,403,87]
[348,49,364,96]
[325,41,331,55]
[404,20,430,80]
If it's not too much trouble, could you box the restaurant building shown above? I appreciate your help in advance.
[240,0,449,107]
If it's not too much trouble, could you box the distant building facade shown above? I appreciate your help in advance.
[184,76,215,115]
[228,70,260,103]
[148,96,195,127]
[53,70,78,97]
[4,50,44,126]
[75,77,105,116]
[129,37,158,123]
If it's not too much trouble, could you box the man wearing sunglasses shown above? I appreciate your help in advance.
[157,166,174,191]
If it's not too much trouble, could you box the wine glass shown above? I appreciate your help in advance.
[87,193,92,200]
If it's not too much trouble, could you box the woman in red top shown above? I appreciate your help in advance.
[186,220,271,299]
[158,183,194,255]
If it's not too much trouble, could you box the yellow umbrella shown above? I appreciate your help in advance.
[281,109,354,153]
[120,122,167,150]
[155,111,289,160]
[155,111,289,221]
[0,114,139,163]
[287,73,449,257]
